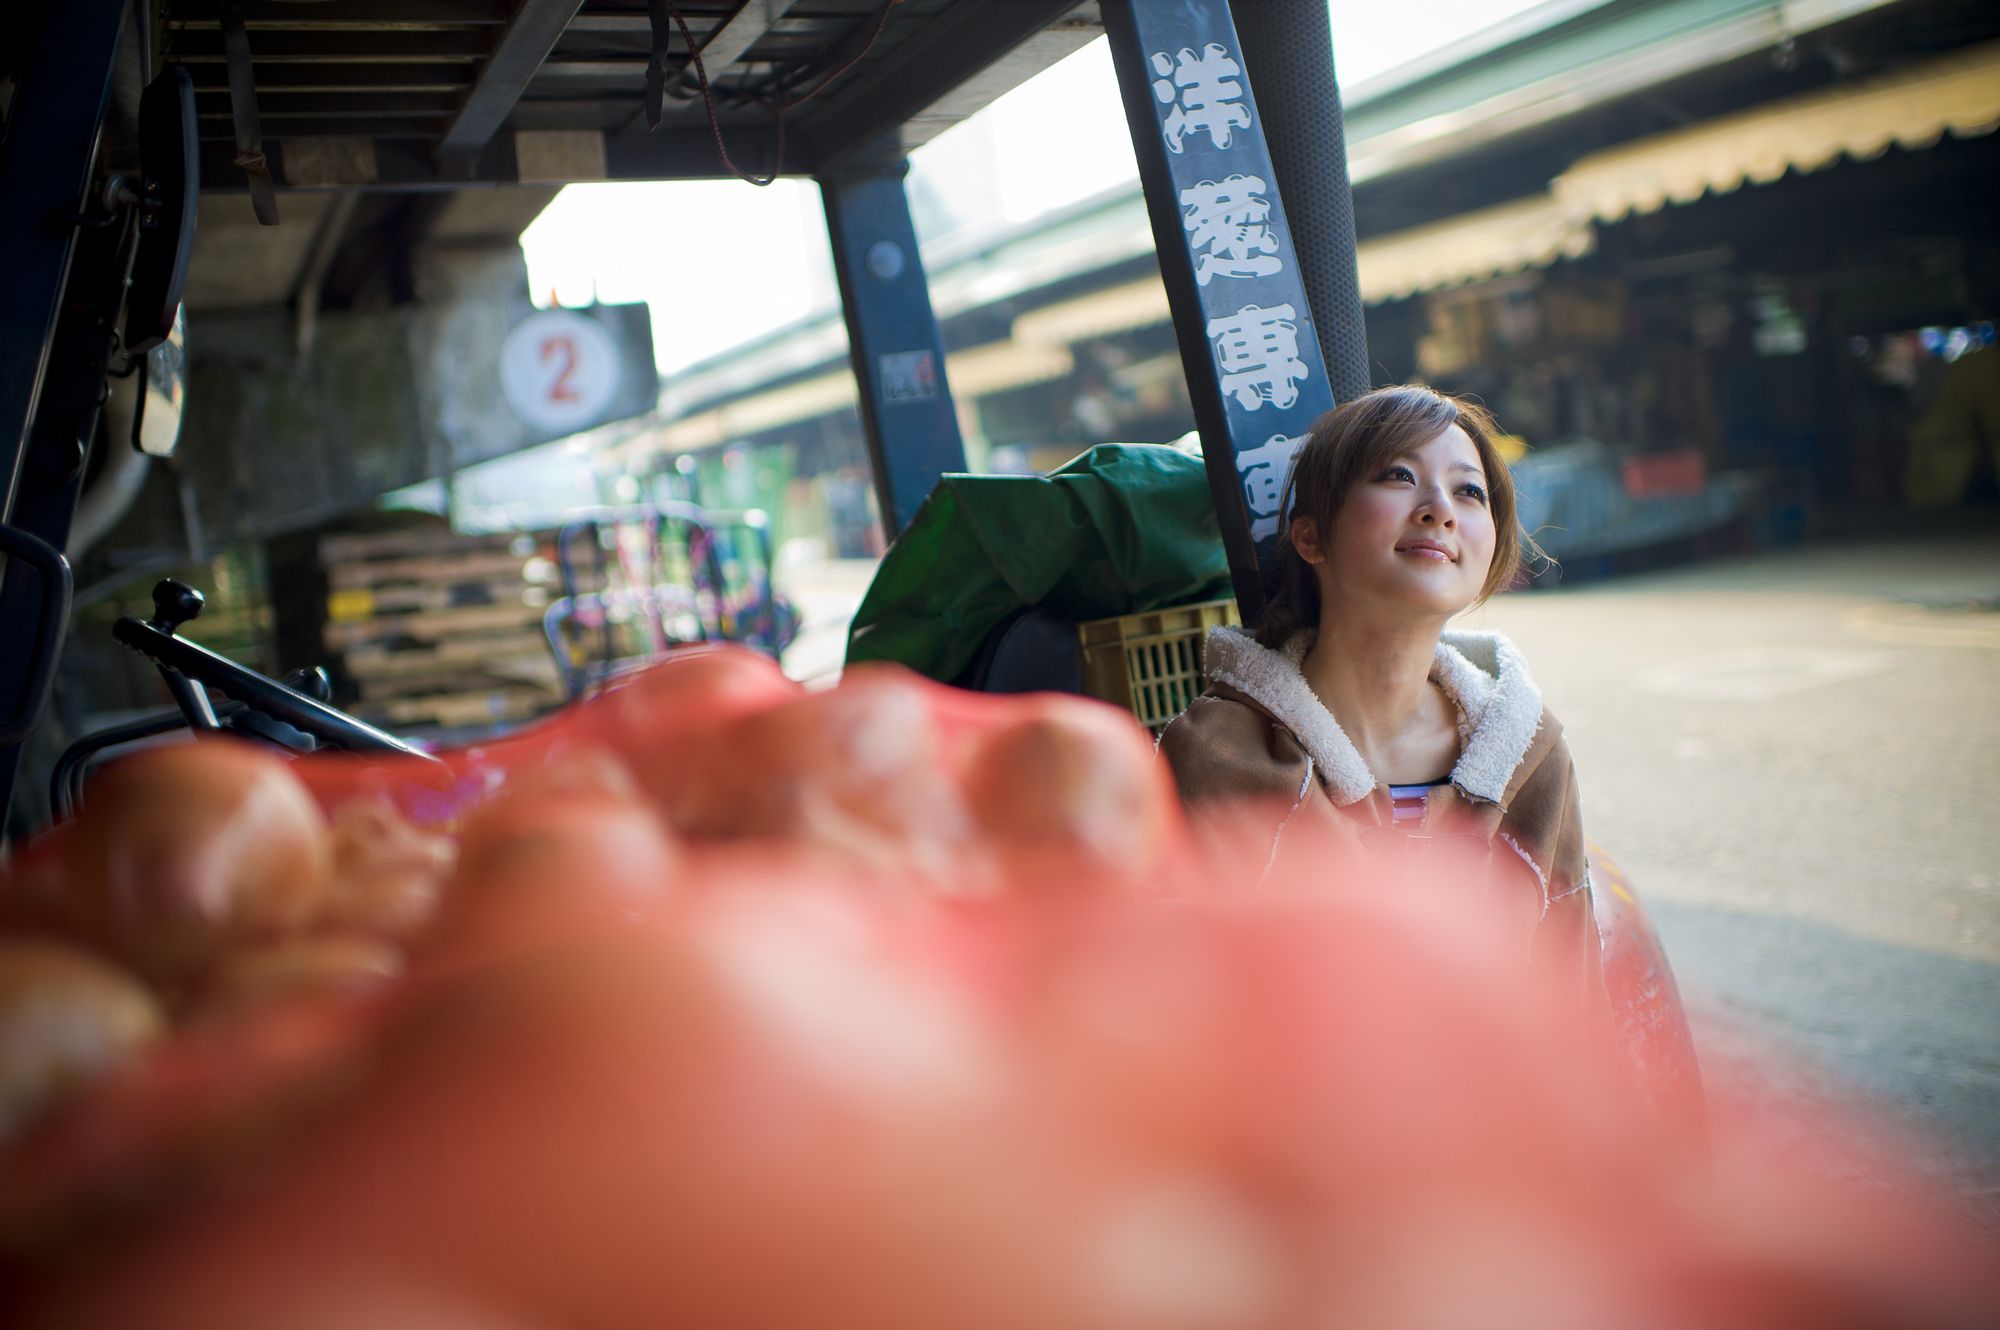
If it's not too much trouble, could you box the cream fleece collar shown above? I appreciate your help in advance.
[1201,625,1545,807]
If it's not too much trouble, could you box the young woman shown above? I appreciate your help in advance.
[1161,385,1598,983]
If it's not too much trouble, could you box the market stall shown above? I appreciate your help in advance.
[12,5,1958,1325]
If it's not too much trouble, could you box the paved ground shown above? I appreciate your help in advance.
[1460,530,2000,1193]
[778,557,880,687]
[780,529,2000,1193]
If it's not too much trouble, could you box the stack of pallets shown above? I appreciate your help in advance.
[318,527,564,731]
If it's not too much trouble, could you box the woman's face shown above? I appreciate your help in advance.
[1305,424,1498,620]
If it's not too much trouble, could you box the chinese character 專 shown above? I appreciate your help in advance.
[1207,303,1309,411]
[1150,45,1252,153]
[1181,175,1281,285]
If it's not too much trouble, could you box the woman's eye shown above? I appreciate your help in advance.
[1378,465,1415,483]
[1458,483,1488,503]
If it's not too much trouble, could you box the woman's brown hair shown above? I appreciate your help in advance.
[1255,384,1537,649]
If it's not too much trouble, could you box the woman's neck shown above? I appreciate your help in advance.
[1299,613,1450,769]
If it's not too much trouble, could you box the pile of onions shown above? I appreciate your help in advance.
[0,647,1989,1329]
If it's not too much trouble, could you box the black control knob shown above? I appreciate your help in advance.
[148,579,205,633]
[279,665,334,703]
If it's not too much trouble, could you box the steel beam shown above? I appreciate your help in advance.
[437,0,588,158]
[0,197,138,831]
[169,29,490,62]
[679,0,801,91]
[0,0,128,528]
[819,164,965,538]
[172,0,511,30]
[194,92,462,114]
[806,0,1096,173]
[1100,0,1338,621]
[197,124,776,191]
[187,62,476,92]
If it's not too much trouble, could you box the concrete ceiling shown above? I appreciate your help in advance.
[182,185,558,314]
[182,191,335,313]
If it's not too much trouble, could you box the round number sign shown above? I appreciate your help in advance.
[499,308,621,434]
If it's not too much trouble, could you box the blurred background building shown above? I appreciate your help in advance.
[518,0,1999,572]
[52,0,2000,743]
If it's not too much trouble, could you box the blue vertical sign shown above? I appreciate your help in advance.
[820,165,968,540]
[1100,0,1337,622]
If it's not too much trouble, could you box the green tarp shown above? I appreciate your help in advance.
[844,444,1234,681]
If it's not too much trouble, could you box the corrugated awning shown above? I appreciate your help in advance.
[946,341,1076,397]
[1013,277,1173,345]
[1357,196,1596,304]
[654,370,857,453]
[645,342,1075,455]
[1355,39,2000,304]
[1554,39,2000,221]
[647,40,2000,436]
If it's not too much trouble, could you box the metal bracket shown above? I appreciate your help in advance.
[221,0,279,224]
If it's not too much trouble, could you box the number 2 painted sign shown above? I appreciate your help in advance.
[541,335,580,404]
[500,310,621,433]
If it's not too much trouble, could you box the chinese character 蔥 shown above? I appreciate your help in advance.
[1181,175,1282,285]
[1235,431,1305,541]
[1150,45,1252,153]
[1207,303,1309,411]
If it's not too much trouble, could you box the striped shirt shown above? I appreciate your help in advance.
[1387,777,1452,826]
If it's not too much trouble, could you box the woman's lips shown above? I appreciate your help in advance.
[1396,542,1454,563]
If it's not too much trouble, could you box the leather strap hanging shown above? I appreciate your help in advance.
[644,0,672,130]
[221,0,279,224]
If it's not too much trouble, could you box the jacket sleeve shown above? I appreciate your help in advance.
[1520,740,1600,992]
[1501,734,1603,997]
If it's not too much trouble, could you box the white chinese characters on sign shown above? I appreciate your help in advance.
[1207,304,1309,411]
[1236,431,1305,542]
[1180,175,1281,285]
[1150,44,1252,153]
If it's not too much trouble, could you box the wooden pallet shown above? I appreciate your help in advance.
[324,601,550,650]
[319,528,529,563]
[319,525,566,730]
[328,550,546,591]
[328,577,550,621]
[353,653,561,701]
[360,686,557,730]
[341,631,551,675]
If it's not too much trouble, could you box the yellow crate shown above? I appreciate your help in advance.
[1077,598,1240,733]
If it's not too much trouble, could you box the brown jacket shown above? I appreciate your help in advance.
[1160,627,1600,985]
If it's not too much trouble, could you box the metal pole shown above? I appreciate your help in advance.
[0,209,138,831]
[1100,0,1338,620]
[1230,1,1370,403]
[0,0,131,832]
[818,164,967,539]
[0,0,130,522]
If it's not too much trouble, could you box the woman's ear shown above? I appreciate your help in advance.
[1290,515,1327,566]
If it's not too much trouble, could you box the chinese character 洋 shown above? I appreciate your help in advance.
[1150,45,1252,153]
[1181,175,1281,285]
[1236,431,1306,542]
[1207,303,1309,411]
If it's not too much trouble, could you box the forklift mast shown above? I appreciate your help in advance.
[0,0,1371,829]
